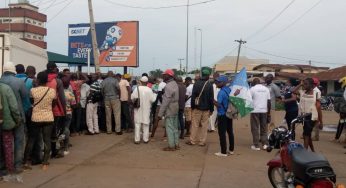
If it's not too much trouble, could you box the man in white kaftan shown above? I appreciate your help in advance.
[131,76,157,143]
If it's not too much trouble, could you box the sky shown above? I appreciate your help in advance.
[3,0,346,74]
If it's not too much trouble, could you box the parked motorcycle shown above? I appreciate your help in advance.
[266,114,344,188]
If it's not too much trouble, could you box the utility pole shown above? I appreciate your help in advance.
[185,0,190,76]
[178,58,184,73]
[198,29,203,75]
[234,39,246,74]
[88,0,100,72]
[309,60,312,73]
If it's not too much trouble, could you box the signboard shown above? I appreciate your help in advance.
[68,21,139,67]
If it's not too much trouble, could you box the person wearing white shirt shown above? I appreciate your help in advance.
[184,77,193,136]
[209,74,220,132]
[132,76,157,144]
[312,78,322,141]
[250,78,271,151]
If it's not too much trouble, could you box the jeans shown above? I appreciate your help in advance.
[217,115,234,154]
[121,101,133,130]
[63,114,72,150]
[14,122,25,171]
[105,99,121,133]
[178,109,185,137]
[51,116,65,157]
[24,122,53,165]
[165,116,179,148]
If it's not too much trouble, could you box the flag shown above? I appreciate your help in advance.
[229,68,253,117]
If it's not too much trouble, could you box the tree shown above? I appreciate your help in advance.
[149,69,163,78]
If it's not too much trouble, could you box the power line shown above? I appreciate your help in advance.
[47,0,74,23]
[244,46,344,66]
[254,0,323,44]
[41,0,58,12]
[102,0,216,9]
[246,0,296,40]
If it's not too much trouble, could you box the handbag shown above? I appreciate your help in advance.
[133,86,140,108]
[220,90,239,119]
[194,81,209,106]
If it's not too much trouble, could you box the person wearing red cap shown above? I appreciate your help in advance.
[158,69,180,151]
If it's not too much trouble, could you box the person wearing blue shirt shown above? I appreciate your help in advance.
[214,75,238,157]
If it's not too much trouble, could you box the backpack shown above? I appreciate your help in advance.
[334,96,346,114]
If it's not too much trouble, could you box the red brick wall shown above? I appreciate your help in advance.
[0,23,47,35]
[22,38,47,49]
[0,8,47,22]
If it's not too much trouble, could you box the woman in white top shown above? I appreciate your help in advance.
[297,78,322,152]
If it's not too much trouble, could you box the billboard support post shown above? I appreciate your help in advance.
[88,0,100,72]
[124,66,128,74]
[87,48,91,75]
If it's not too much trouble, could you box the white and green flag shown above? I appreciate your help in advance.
[229,68,253,117]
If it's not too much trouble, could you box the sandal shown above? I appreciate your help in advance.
[185,141,195,145]
[163,147,176,151]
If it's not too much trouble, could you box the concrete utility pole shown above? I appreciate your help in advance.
[309,60,312,73]
[185,0,190,76]
[234,39,246,74]
[178,58,184,73]
[88,0,100,72]
[198,29,203,75]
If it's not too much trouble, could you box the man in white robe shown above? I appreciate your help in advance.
[132,76,157,144]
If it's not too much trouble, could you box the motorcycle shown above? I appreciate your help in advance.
[266,114,344,188]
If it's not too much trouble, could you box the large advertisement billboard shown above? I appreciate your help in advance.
[68,21,139,67]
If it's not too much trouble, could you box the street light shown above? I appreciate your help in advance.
[198,28,203,75]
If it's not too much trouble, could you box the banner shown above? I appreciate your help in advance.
[68,21,139,67]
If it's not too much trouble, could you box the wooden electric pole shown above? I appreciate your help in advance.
[234,39,246,74]
[88,0,100,72]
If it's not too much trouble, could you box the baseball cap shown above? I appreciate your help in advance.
[215,75,228,83]
[163,69,174,77]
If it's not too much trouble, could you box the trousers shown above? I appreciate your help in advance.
[190,109,210,145]
[217,115,234,154]
[250,113,268,147]
[105,99,121,133]
[165,116,179,148]
[87,103,99,134]
[134,123,149,142]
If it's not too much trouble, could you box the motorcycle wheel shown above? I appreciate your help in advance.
[268,166,290,188]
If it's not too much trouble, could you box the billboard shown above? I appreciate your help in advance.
[68,21,139,67]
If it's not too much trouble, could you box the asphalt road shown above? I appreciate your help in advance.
[2,111,346,188]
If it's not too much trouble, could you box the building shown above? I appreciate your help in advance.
[315,65,346,94]
[253,64,329,74]
[214,56,269,75]
[0,2,47,49]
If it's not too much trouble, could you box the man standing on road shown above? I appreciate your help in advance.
[250,78,271,151]
[151,78,166,138]
[0,61,27,173]
[176,77,186,139]
[184,77,193,137]
[119,74,133,132]
[158,69,179,151]
[102,71,121,135]
[186,68,214,147]
[264,74,281,130]
[132,76,157,144]
[312,78,322,141]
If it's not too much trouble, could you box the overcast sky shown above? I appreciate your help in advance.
[3,0,346,74]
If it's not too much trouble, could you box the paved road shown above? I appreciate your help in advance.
[2,111,346,188]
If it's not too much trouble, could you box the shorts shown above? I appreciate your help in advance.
[303,114,315,137]
[184,107,192,122]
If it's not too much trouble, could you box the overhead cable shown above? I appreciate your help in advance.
[103,0,216,9]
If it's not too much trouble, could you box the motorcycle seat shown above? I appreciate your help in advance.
[291,148,334,182]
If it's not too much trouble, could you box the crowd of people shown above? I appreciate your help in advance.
[0,60,345,182]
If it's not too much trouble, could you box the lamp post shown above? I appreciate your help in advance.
[198,28,202,75]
